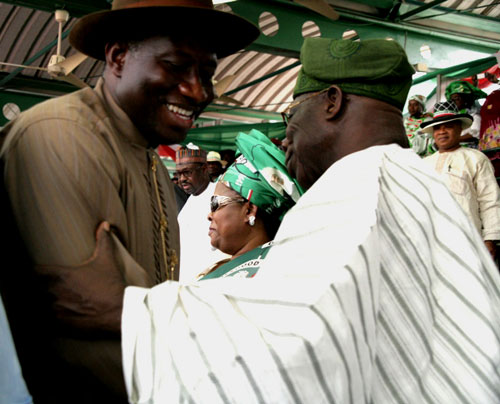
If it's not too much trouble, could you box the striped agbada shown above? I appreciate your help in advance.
[122,144,500,404]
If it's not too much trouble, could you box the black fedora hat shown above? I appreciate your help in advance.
[420,101,473,134]
[69,0,260,60]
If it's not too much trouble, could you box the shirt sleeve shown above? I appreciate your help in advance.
[3,118,131,332]
[475,154,500,241]
[4,118,122,266]
[463,112,481,139]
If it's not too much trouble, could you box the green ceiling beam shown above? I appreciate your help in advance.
[412,56,497,85]
[203,104,281,121]
[397,0,447,21]
[1,0,497,59]
[0,89,51,126]
[229,0,498,67]
[185,121,285,152]
[0,72,79,93]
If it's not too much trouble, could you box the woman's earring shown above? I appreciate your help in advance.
[248,215,255,227]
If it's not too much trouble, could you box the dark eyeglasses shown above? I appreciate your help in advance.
[281,88,329,127]
[210,195,246,213]
[177,164,203,178]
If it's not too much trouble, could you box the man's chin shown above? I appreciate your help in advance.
[145,126,190,148]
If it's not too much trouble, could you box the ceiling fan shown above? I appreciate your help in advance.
[291,0,340,21]
[213,75,244,105]
[0,9,88,88]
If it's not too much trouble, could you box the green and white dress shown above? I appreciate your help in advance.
[198,241,273,280]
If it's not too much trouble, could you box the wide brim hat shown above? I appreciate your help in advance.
[420,101,473,134]
[69,0,260,60]
[206,151,227,167]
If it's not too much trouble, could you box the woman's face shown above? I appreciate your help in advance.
[207,183,250,255]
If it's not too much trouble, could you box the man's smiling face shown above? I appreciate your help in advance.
[114,35,217,145]
[433,121,462,152]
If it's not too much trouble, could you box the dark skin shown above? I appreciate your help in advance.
[207,183,268,259]
[77,35,217,331]
[408,99,423,118]
[207,161,224,181]
[282,85,408,190]
[103,35,217,147]
[176,162,210,195]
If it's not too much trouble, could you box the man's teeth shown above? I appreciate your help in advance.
[166,104,194,119]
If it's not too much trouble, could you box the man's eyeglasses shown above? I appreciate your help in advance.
[281,88,329,127]
[210,195,246,213]
[177,164,203,178]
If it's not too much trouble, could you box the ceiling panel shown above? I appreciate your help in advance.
[0,0,498,128]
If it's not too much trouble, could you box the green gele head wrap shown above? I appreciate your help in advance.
[445,80,487,101]
[293,37,415,110]
[220,129,304,221]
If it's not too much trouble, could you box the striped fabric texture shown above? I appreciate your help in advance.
[122,144,500,404]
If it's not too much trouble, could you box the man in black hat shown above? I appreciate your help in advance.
[422,101,500,260]
[0,1,258,403]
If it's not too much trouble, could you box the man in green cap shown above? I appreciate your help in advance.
[121,38,500,403]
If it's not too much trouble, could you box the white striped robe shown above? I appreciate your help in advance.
[122,144,500,404]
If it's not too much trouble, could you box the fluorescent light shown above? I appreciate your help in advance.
[213,0,237,4]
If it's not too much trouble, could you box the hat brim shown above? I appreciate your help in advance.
[207,158,227,164]
[420,113,473,134]
[69,7,260,60]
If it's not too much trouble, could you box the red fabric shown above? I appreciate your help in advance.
[462,65,499,89]
[157,144,177,160]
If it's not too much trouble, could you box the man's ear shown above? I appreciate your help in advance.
[324,85,343,120]
[104,42,129,78]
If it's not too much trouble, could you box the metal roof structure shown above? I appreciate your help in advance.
[0,0,499,135]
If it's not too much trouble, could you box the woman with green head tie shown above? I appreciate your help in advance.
[197,129,304,280]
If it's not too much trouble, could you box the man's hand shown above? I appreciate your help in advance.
[484,240,497,261]
[35,221,126,335]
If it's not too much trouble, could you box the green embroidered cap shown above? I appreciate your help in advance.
[445,80,487,102]
[220,129,304,220]
[293,37,415,110]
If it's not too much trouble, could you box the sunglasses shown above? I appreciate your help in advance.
[281,88,329,127]
[210,195,246,213]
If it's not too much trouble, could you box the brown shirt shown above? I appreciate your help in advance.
[0,78,180,403]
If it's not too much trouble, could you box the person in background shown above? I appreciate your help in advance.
[422,101,500,261]
[479,89,500,151]
[172,170,189,212]
[122,38,500,403]
[172,172,180,186]
[197,130,303,280]
[404,94,434,156]
[0,0,258,402]
[445,80,487,147]
[206,150,227,182]
[176,144,229,282]
[220,148,236,168]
